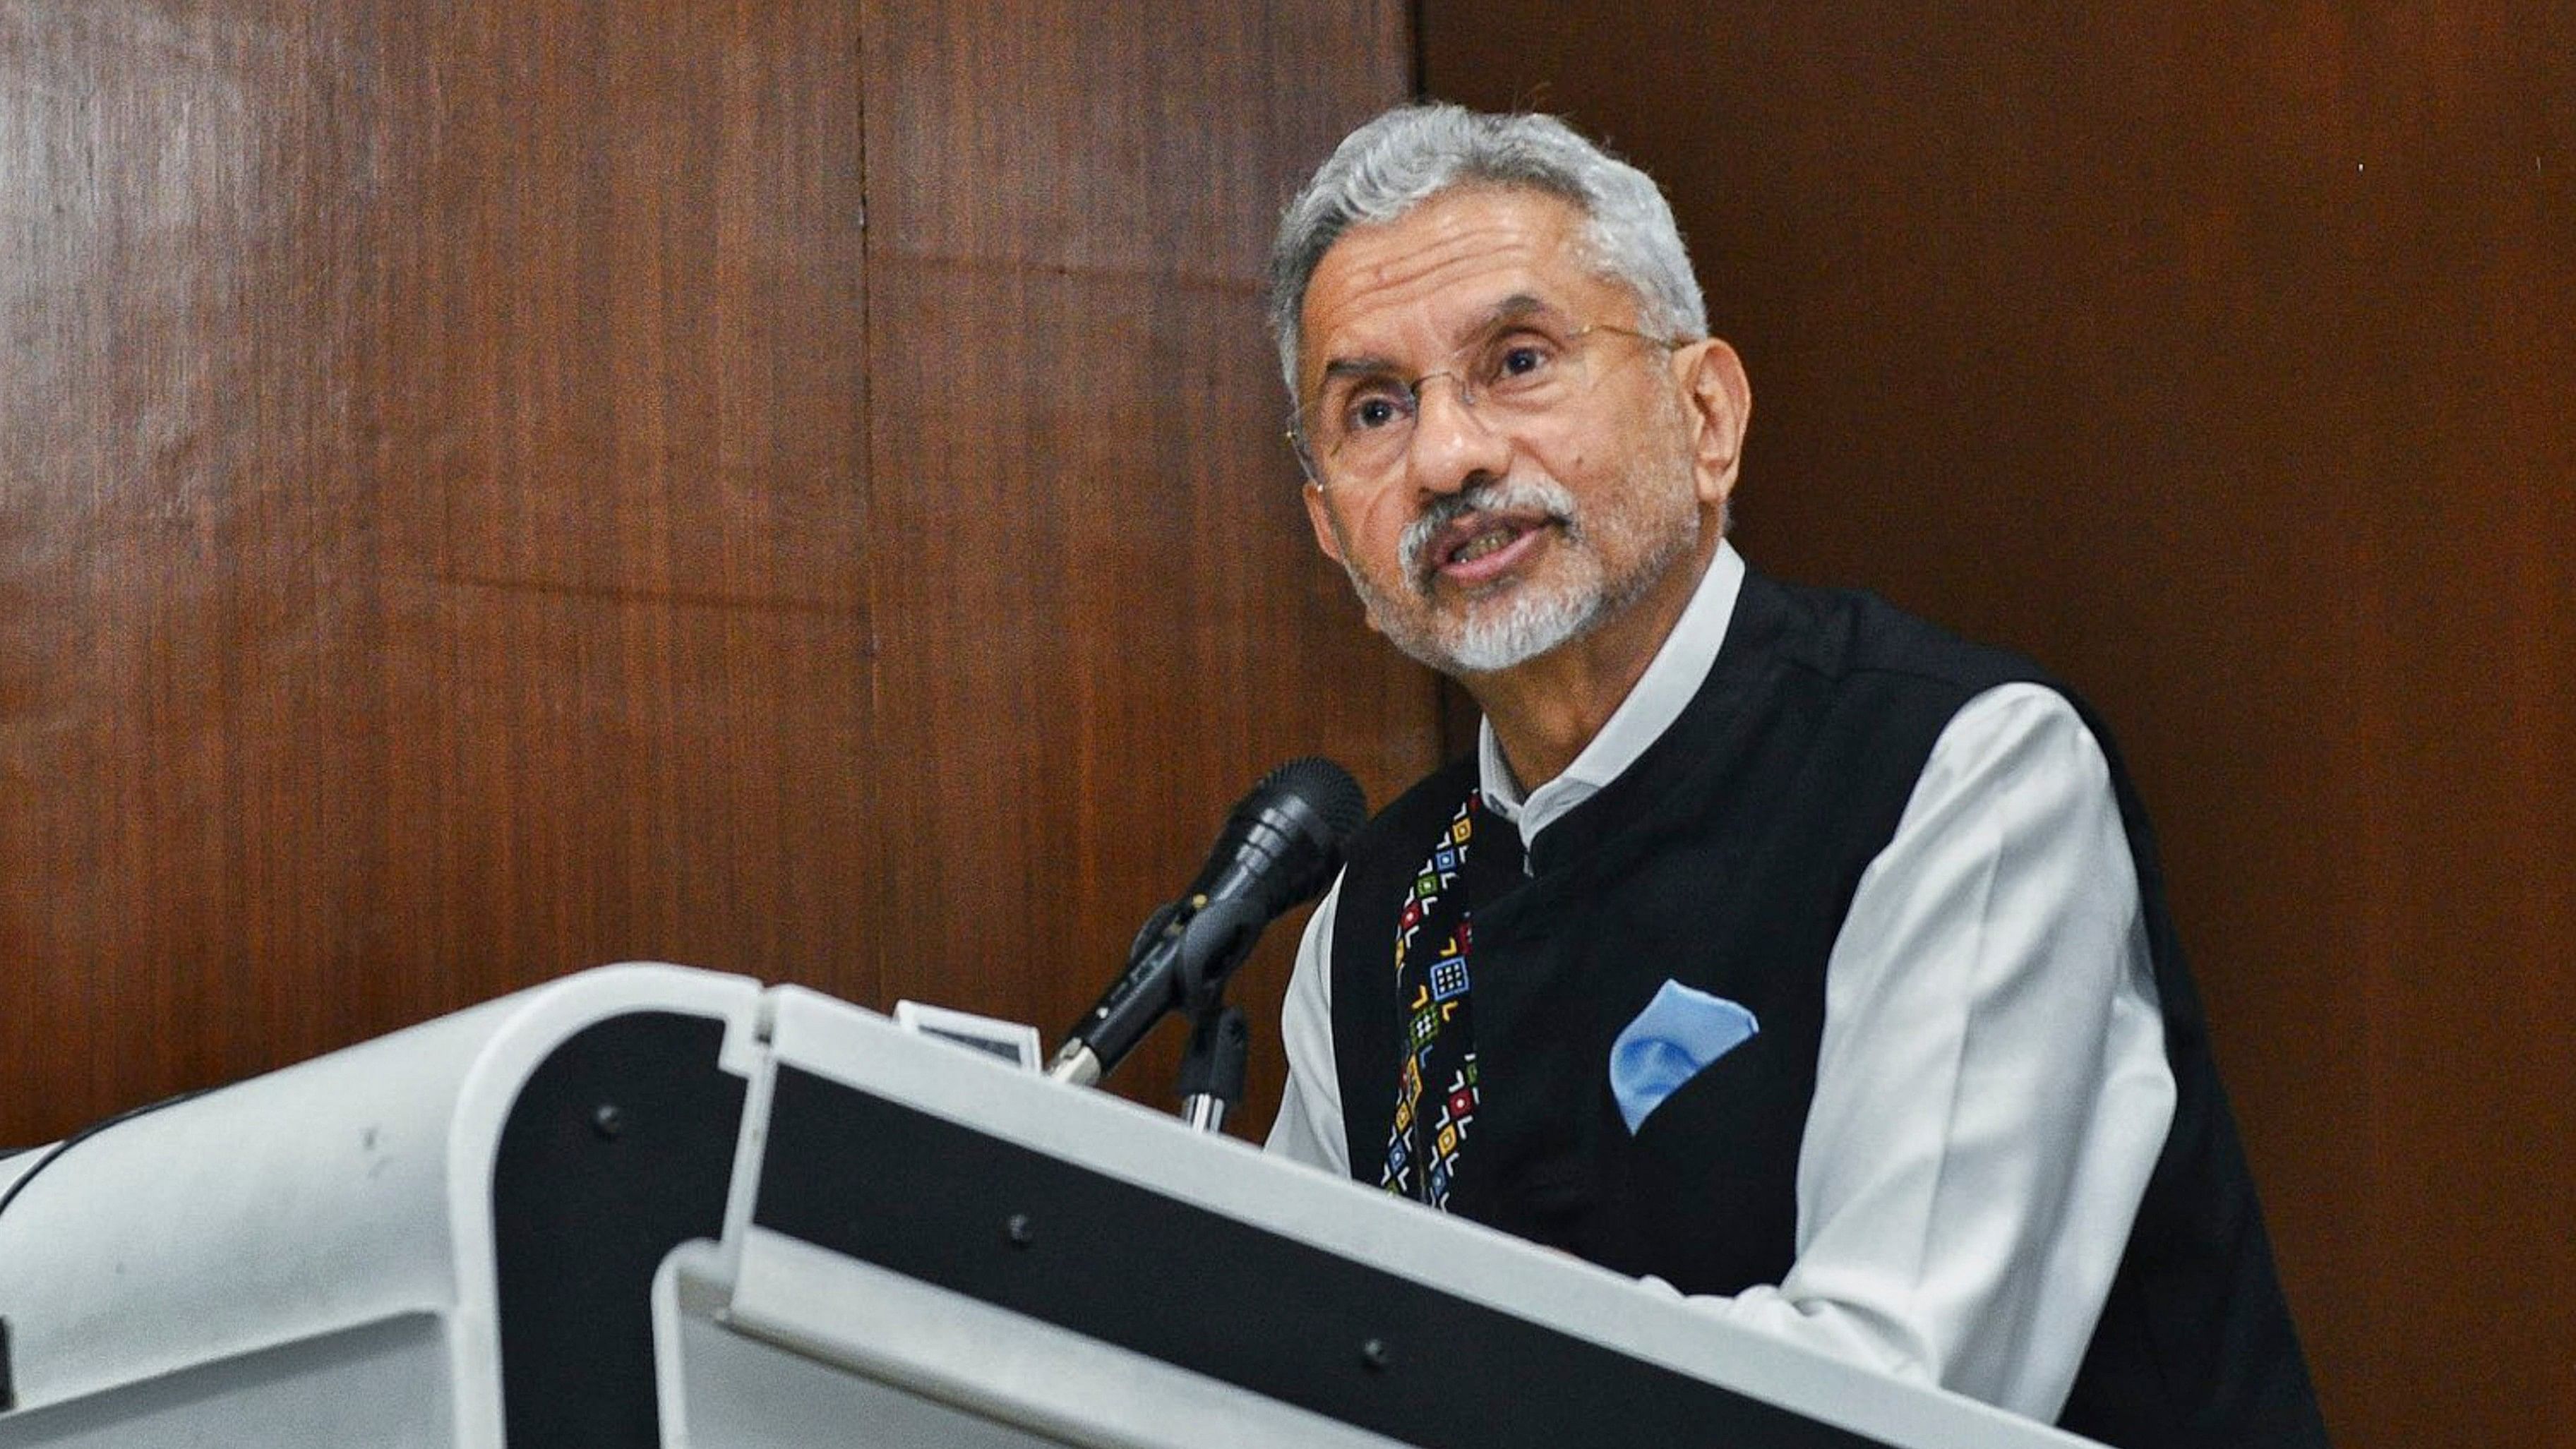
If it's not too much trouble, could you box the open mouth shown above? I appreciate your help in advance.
[1394,479,1581,596]
[1420,510,1558,589]
[1450,526,1521,565]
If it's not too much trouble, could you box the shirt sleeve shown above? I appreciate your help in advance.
[1265,869,1352,1174]
[1669,682,2174,1421]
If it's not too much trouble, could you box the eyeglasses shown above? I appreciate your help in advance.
[1288,320,1684,488]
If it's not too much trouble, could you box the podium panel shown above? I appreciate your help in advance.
[0,966,2107,1448]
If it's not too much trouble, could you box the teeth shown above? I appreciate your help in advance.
[1453,529,1515,565]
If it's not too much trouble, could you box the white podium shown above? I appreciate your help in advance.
[0,966,2104,1448]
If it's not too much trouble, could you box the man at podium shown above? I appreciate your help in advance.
[1261,104,2327,1449]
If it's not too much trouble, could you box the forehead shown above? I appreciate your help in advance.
[1299,188,1631,379]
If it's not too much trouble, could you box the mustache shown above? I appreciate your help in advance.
[1397,477,1580,589]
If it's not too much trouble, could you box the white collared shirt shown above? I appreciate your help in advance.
[1268,539,2174,1423]
[1475,539,1749,843]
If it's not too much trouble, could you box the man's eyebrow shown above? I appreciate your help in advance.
[1469,294,1558,334]
[1319,294,1571,383]
[1319,354,1401,383]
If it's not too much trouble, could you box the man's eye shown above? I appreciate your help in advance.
[1347,395,1403,432]
[1482,339,1562,391]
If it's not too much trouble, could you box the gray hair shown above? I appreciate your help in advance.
[1266,104,1708,398]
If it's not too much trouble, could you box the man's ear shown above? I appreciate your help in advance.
[1677,338,1753,508]
[1302,481,1348,564]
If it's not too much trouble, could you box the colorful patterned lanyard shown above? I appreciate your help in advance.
[1379,793,1480,1208]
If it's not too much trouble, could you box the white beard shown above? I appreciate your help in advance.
[1435,553,1610,673]
[1342,464,1701,677]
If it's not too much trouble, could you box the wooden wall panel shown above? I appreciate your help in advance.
[1,0,1425,1158]
[857,0,1427,1125]
[0,0,868,1145]
[1424,4,2574,1445]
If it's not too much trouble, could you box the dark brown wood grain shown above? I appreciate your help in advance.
[1424,4,2575,1445]
[1,0,1422,1156]
[0,1,873,1136]
[855,0,1426,1124]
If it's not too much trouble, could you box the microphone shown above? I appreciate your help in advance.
[1048,757,1367,1088]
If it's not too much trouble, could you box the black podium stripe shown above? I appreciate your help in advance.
[755,1065,1893,1449]
[492,1011,745,1446]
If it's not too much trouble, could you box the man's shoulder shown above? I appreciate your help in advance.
[1742,570,2142,831]
[1745,568,2063,703]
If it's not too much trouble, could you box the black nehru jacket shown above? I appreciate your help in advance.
[1328,567,2328,1449]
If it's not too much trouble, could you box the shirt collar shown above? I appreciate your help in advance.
[1479,539,1747,843]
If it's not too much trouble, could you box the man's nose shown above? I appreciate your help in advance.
[1403,374,1509,496]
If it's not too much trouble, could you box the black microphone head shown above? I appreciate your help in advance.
[1190,756,1369,918]
[1258,756,1370,844]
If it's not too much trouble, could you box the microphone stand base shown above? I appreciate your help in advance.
[1179,1093,1228,1134]
[1173,1003,1250,1135]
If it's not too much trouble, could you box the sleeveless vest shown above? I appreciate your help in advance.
[1329,568,2328,1449]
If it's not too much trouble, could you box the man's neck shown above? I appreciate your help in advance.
[1465,536,1717,793]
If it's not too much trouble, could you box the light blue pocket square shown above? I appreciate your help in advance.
[1610,980,1761,1134]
